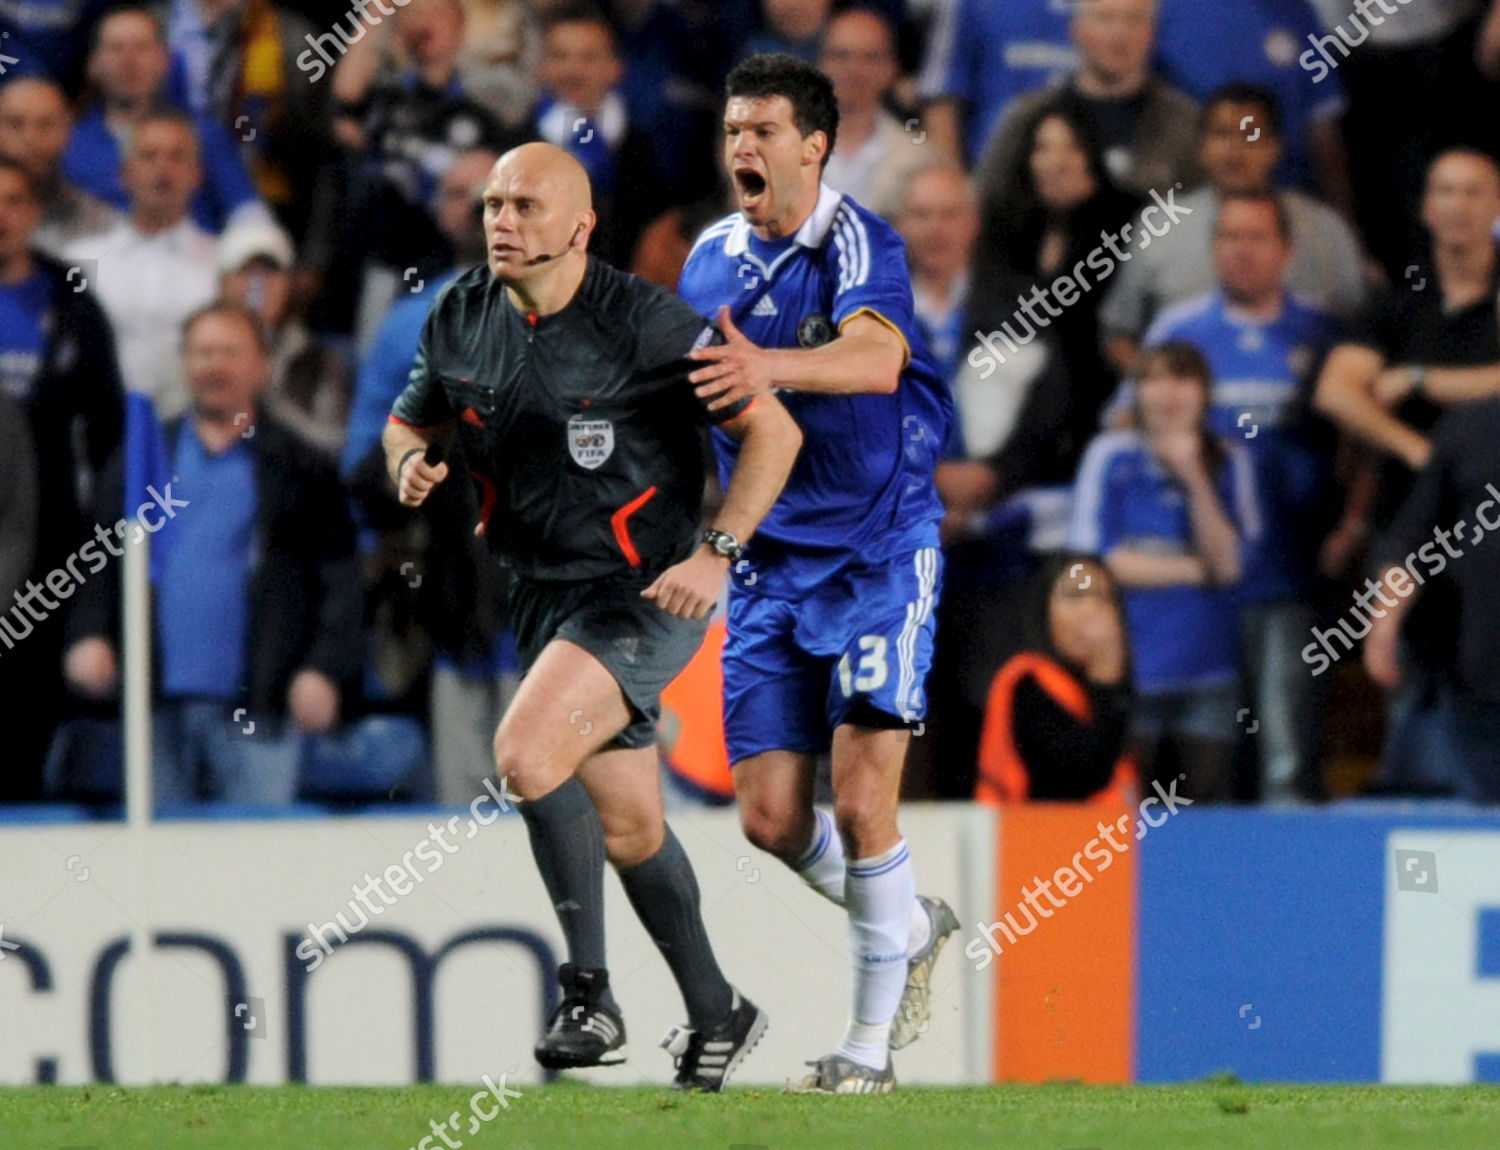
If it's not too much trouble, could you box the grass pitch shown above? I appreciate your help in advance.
[6,1079,1499,1149]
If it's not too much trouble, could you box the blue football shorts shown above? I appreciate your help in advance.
[722,545,942,763]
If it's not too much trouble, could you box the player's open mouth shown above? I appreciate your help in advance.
[734,169,767,206]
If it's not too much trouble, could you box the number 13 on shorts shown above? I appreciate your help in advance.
[837,635,890,695]
[829,546,942,725]
[721,548,941,760]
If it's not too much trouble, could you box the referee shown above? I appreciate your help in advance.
[382,143,800,1090]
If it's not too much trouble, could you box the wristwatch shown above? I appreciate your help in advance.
[701,528,744,563]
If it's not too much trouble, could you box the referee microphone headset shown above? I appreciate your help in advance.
[525,222,585,266]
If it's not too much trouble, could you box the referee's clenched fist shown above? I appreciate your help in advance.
[392,445,449,508]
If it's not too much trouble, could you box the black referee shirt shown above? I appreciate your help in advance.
[391,257,746,584]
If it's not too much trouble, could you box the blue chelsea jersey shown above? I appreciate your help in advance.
[679,185,952,588]
[1141,291,1340,439]
[1069,429,1263,693]
[1140,290,1341,602]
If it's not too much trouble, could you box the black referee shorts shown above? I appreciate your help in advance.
[508,575,710,750]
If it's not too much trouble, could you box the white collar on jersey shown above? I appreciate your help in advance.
[723,182,846,258]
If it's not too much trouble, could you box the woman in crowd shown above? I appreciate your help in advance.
[976,552,1135,805]
[1068,343,1260,802]
[977,102,1141,457]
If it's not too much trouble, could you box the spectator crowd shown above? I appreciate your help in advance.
[2,0,1499,810]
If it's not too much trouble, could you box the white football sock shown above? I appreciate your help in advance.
[836,838,915,1069]
[796,809,933,953]
[908,896,932,954]
[794,806,846,904]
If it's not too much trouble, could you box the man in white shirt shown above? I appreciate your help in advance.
[63,111,218,419]
[817,8,928,222]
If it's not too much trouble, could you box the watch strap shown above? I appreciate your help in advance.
[701,528,743,561]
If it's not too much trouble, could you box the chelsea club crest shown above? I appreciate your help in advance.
[797,313,835,348]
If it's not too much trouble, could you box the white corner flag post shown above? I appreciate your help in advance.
[121,515,156,1084]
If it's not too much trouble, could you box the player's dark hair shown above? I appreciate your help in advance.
[1202,82,1283,139]
[1135,341,1229,478]
[0,155,38,203]
[725,53,839,169]
[1217,189,1291,241]
[181,301,271,355]
[541,2,620,54]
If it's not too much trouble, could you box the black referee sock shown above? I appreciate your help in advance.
[518,777,617,1011]
[617,825,734,1031]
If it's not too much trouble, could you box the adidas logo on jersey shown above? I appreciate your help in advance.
[751,295,778,317]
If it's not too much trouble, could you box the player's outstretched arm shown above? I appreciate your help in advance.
[689,306,905,411]
[642,393,802,619]
[382,417,454,509]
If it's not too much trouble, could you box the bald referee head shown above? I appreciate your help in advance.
[482,142,598,290]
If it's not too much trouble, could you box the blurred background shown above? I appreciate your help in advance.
[1,0,1498,817]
